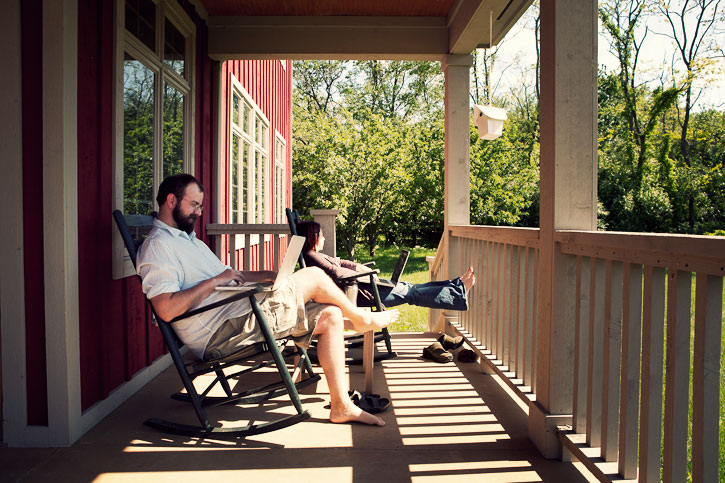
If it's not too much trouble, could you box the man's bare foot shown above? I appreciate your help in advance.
[460,267,476,291]
[352,309,400,332]
[330,402,385,426]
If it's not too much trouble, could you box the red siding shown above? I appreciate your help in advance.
[21,0,48,426]
[219,60,292,268]
[76,0,216,410]
[77,0,127,409]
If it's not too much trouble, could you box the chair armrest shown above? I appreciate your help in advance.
[167,286,263,324]
[338,270,379,285]
[362,261,376,267]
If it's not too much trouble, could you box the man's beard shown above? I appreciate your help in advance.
[172,203,198,234]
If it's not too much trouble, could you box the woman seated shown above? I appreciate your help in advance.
[296,221,475,310]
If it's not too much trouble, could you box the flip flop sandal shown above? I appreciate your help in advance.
[438,334,464,351]
[457,348,478,363]
[327,390,380,410]
[422,342,453,363]
[356,394,391,414]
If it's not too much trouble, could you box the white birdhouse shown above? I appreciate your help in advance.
[473,104,507,140]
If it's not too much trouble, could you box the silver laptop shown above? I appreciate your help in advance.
[215,235,305,292]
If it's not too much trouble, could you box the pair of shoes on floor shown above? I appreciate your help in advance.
[348,390,391,414]
[438,334,464,350]
[422,334,466,363]
[422,342,453,363]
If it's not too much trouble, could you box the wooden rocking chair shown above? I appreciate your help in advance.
[113,210,320,438]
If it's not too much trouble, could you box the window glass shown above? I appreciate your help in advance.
[242,142,249,223]
[257,151,267,223]
[164,18,185,77]
[125,0,156,52]
[232,93,240,127]
[231,134,239,223]
[243,103,251,135]
[123,53,155,215]
[162,81,185,179]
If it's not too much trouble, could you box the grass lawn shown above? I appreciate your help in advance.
[351,245,437,332]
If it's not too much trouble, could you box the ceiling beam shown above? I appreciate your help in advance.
[207,16,449,61]
[448,0,490,53]
[448,0,534,53]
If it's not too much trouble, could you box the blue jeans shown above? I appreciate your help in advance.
[376,278,468,310]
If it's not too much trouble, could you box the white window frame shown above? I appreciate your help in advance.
[274,132,287,223]
[113,0,196,279]
[229,75,270,229]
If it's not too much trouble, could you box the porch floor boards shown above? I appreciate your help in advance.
[1,333,593,482]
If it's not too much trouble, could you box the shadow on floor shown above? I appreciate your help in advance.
[1,333,590,482]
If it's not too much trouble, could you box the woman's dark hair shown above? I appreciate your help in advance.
[296,221,321,253]
[156,173,204,206]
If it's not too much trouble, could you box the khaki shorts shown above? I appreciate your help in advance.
[204,277,329,360]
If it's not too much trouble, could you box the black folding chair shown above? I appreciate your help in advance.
[113,210,320,438]
[286,208,405,364]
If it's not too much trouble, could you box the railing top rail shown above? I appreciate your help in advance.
[556,230,725,276]
[206,223,291,236]
[448,224,540,247]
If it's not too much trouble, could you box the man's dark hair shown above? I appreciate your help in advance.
[156,173,203,206]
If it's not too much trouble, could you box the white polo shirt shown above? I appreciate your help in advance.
[136,219,252,358]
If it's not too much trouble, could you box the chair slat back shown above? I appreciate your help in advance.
[285,208,306,268]
[112,210,155,269]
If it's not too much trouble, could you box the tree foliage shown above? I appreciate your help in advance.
[292,1,725,255]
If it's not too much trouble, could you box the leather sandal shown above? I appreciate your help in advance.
[438,334,464,351]
[423,342,453,363]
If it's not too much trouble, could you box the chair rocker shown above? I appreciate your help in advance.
[113,210,320,438]
[286,208,407,364]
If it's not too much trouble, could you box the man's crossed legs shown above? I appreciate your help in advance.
[292,267,399,426]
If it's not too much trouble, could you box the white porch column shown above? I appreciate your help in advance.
[530,0,598,458]
[42,0,82,446]
[0,0,31,445]
[442,54,472,281]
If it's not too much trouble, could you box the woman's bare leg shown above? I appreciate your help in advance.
[313,306,384,426]
[292,267,399,332]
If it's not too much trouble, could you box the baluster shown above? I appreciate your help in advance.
[502,244,510,368]
[228,233,237,270]
[258,234,266,270]
[273,234,280,270]
[523,246,534,388]
[601,260,623,461]
[586,258,605,447]
[485,240,493,352]
[573,255,588,434]
[491,243,501,359]
[243,234,250,271]
[663,269,692,482]
[639,265,666,483]
[514,245,524,377]
[531,248,539,393]
[618,262,642,479]
[692,273,722,483]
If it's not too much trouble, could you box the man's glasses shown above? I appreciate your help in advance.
[183,198,203,213]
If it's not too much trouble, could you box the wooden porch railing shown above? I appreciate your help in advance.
[206,223,291,271]
[431,225,540,402]
[432,225,725,482]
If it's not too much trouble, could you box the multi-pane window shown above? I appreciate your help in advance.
[274,134,287,223]
[120,0,193,218]
[229,78,269,224]
[116,0,194,277]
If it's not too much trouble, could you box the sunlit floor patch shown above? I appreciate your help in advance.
[94,467,353,482]
[410,460,540,482]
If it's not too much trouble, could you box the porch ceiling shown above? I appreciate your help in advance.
[194,0,533,60]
